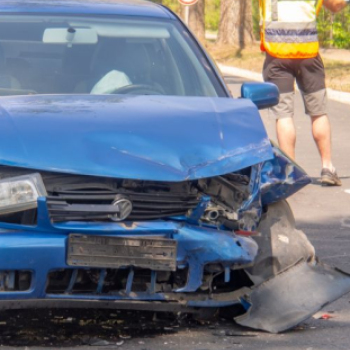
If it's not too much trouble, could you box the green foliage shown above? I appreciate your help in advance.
[205,0,220,31]
[317,8,332,47]
[332,21,350,49]
[161,0,180,12]
[149,0,221,30]
[252,0,260,40]
[318,7,350,49]
[150,0,180,13]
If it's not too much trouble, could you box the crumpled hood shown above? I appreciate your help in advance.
[0,95,273,181]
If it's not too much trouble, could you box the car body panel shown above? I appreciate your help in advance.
[0,0,172,19]
[0,95,273,181]
[261,146,312,205]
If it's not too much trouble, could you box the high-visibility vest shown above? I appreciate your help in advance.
[259,0,323,59]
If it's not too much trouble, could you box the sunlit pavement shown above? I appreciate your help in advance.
[1,78,350,350]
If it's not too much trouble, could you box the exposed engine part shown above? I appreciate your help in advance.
[202,206,224,222]
[198,173,250,212]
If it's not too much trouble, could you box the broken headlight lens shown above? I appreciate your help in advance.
[0,173,47,214]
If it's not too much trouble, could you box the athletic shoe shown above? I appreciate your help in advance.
[321,168,342,186]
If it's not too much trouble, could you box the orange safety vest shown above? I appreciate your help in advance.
[259,0,323,59]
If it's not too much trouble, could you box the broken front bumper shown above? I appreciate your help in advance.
[0,198,350,334]
[0,197,258,309]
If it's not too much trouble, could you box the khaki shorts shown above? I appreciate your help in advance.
[263,53,327,118]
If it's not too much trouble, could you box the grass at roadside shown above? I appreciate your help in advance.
[206,42,350,92]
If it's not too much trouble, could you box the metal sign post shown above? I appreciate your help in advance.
[184,6,190,25]
[178,0,199,26]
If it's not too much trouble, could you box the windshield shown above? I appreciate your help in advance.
[0,14,225,97]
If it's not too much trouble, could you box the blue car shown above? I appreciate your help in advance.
[0,0,349,334]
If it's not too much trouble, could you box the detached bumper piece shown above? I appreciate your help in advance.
[236,259,350,333]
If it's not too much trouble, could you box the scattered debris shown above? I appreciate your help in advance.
[0,309,259,347]
[0,309,183,346]
[88,338,113,346]
[119,335,131,340]
[212,330,257,337]
[312,312,335,320]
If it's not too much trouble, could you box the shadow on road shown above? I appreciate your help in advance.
[0,309,191,346]
[308,176,350,187]
[0,305,343,349]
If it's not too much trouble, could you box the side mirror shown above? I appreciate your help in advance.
[241,82,279,110]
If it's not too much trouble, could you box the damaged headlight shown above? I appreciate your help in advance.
[0,173,47,214]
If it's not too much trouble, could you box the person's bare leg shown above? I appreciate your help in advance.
[311,114,333,170]
[276,117,296,160]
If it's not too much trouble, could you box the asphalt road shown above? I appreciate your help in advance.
[1,80,350,350]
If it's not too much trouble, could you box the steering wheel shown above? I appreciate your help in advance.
[110,84,165,95]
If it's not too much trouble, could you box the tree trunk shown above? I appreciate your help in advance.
[330,13,334,46]
[217,0,254,48]
[181,1,205,42]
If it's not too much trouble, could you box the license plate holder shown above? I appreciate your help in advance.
[67,234,177,271]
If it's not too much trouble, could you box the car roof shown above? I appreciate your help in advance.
[0,0,174,19]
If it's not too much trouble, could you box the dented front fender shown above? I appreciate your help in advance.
[261,145,311,205]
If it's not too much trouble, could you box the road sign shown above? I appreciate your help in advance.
[178,0,199,5]
[179,0,199,25]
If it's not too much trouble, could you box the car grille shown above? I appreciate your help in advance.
[46,267,188,294]
[47,189,200,222]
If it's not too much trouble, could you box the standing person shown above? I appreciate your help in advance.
[259,0,348,186]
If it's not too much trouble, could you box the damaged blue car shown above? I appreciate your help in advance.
[0,0,349,334]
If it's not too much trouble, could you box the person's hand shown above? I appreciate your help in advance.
[323,0,348,13]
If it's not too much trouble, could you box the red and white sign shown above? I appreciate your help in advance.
[178,0,199,5]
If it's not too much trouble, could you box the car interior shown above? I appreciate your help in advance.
[0,16,220,97]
